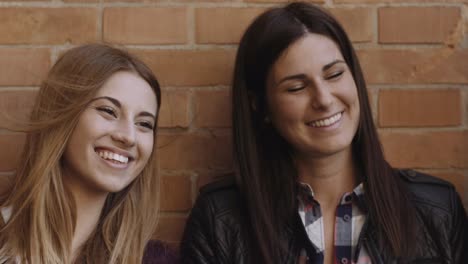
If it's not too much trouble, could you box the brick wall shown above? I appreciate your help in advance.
[0,0,466,245]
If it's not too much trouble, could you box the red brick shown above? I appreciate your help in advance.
[0,8,98,44]
[465,91,468,125]
[104,0,225,2]
[195,7,370,44]
[336,0,463,2]
[381,131,468,169]
[104,8,187,45]
[63,0,98,2]
[160,175,192,212]
[331,8,373,43]
[197,172,231,189]
[378,89,461,127]
[0,133,26,172]
[358,49,468,84]
[0,0,51,1]
[194,90,231,128]
[0,48,50,86]
[379,7,461,44]
[159,90,190,128]
[195,8,265,44]
[245,0,323,2]
[0,90,38,127]
[64,0,98,2]
[132,49,236,86]
[157,133,232,170]
[154,215,186,243]
[103,0,140,2]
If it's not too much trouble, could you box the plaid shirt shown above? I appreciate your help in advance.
[298,183,372,264]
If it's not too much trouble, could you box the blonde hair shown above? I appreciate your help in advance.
[0,44,161,263]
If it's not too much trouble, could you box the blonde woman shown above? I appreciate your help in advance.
[0,44,178,263]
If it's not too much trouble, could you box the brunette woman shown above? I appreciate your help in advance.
[181,2,467,264]
[0,44,178,263]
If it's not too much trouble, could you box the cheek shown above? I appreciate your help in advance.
[268,95,305,122]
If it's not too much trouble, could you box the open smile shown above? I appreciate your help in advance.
[306,111,343,128]
[94,148,134,165]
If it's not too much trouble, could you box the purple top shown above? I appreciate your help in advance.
[143,240,180,264]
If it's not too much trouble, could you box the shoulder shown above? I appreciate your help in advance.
[398,169,460,213]
[143,240,179,264]
[195,174,243,218]
[184,174,248,237]
[181,174,249,262]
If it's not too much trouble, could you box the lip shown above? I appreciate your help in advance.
[306,111,343,128]
[94,146,135,169]
[94,146,135,161]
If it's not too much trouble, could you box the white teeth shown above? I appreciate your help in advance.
[96,150,129,164]
[310,112,342,127]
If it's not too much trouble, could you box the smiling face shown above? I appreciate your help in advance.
[266,33,360,159]
[62,71,157,197]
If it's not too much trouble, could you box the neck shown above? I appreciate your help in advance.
[62,177,108,259]
[295,148,358,207]
[71,190,107,257]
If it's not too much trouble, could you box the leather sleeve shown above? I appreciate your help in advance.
[180,193,220,264]
[449,189,468,264]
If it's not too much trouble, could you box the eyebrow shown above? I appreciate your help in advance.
[91,96,156,121]
[275,59,346,87]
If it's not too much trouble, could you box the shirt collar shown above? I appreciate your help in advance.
[297,182,366,210]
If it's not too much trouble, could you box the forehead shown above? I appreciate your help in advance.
[95,71,157,113]
[270,33,344,77]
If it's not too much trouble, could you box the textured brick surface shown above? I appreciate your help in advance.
[331,8,373,43]
[336,0,463,2]
[1,0,468,242]
[245,0,324,2]
[196,7,372,44]
[0,49,50,86]
[195,8,265,44]
[160,175,192,212]
[378,89,462,127]
[194,90,231,128]
[132,49,236,86]
[0,8,98,44]
[104,0,226,2]
[157,133,232,170]
[159,90,191,128]
[154,215,186,243]
[197,172,231,189]
[104,8,187,45]
[0,133,26,172]
[379,7,461,44]
[0,90,38,127]
[381,131,468,169]
[64,0,98,2]
[359,49,468,84]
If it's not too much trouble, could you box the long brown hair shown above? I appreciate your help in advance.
[232,2,416,262]
[0,44,161,263]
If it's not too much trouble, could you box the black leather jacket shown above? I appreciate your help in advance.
[181,170,467,263]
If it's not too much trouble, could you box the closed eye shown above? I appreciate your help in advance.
[96,106,117,118]
[287,85,306,92]
[325,71,344,80]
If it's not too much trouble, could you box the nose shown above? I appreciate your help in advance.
[111,119,136,147]
[310,81,333,110]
